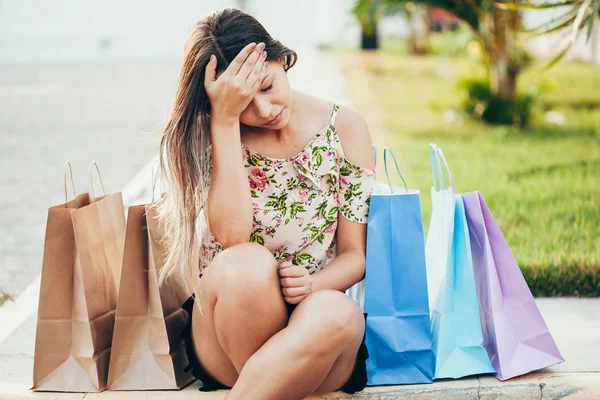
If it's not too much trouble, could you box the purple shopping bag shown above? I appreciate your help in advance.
[461,191,564,380]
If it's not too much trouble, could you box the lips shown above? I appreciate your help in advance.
[267,109,283,125]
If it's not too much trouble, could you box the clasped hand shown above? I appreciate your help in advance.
[278,260,313,305]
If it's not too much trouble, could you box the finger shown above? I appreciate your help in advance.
[238,43,264,81]
[246,49,267,84]
[225,42,257,77]
[284,295,306,305]
[250,59,268,92]
[278,266,305,278]
[280,276,305,288]
[282,286,308,297]
[204,54,217,87]
[279,260,293,269]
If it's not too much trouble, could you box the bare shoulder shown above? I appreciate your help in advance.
[334,104,375,171]
[294,91,375,171]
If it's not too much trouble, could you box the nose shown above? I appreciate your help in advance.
[253,96,273,120]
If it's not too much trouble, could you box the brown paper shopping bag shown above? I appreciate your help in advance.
[32,161,126,392]
[107,171,194,390]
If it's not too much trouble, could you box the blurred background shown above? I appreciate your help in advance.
[0,0,598,306]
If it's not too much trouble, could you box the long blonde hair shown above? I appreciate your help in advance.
[154,8,297,313]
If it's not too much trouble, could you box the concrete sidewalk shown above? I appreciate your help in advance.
[0,298,598,399]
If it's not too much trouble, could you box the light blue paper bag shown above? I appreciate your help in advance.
[427,145,495,379]
[425,144,455,311]
[353,146,435,385]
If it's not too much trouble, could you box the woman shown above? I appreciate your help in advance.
[156,7,376,399]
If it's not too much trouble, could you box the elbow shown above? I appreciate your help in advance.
[353,250,366,281]
[211,226,253,249]
[208,210,253,249]
[339,247,366,283]
[209,221,253,249]
[218,234,252,249]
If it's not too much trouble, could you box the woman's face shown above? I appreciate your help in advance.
[237,57,293,130]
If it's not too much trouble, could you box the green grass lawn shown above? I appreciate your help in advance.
[332,45,599,296]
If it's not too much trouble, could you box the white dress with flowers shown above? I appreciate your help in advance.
[199,103,376,277]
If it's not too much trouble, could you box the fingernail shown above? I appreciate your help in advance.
[210,54,215,62]
[265,62,269,68]
[261,51,267,58]
[258,42,265,49]
[250,42,257,48]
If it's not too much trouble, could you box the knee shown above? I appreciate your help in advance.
[300,290,365,343]
[203,242,279,294]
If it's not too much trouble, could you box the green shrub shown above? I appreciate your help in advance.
[458,77,535,126]
[521,264,600,297]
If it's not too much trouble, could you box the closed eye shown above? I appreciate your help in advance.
[261,84,273,93]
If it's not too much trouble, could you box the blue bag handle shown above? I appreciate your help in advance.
[429,143,445,191]
[373,145,377,180]
[383,146,409,194]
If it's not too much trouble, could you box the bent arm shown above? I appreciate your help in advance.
[311,105,375,293]
[207,117,253,248]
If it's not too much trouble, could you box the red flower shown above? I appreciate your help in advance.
[297,188,309,201]
[295,151,311,166]
[248,167,268,190]
[325,220,337,234]
[326,247,334,259]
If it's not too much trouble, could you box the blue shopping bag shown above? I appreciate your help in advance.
[427,145,494,378]
[362,147,435,385]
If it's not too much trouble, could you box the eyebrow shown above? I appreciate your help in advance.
[261,73,271,85]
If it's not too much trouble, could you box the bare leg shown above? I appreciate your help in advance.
[198,242,289,376]
[225,290,365,400]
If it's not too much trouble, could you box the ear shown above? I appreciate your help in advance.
[276,56,290,73]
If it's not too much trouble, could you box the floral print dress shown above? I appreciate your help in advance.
[199,103,376,277]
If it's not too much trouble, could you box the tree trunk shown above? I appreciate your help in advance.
[592,23,600,66]
[407,6,431,55]
[487,7,519,101]
[489,51,517,101]
[361,30,379,50]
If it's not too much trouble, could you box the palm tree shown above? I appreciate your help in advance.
[352,0,385,49]
[383,0,599,100]
[501,0,600,66]
[384,0,525,101]
[353,0,432,52]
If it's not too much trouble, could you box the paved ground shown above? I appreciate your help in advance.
[0,60,178,298]
[0,299,598,399]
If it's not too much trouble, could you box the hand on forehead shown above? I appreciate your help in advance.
[214,55,286,79]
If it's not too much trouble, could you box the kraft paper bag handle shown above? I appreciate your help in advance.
[63,160,79,208]
[151,162,165,204]
[89,160,107,202]
[383,146,409,194]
